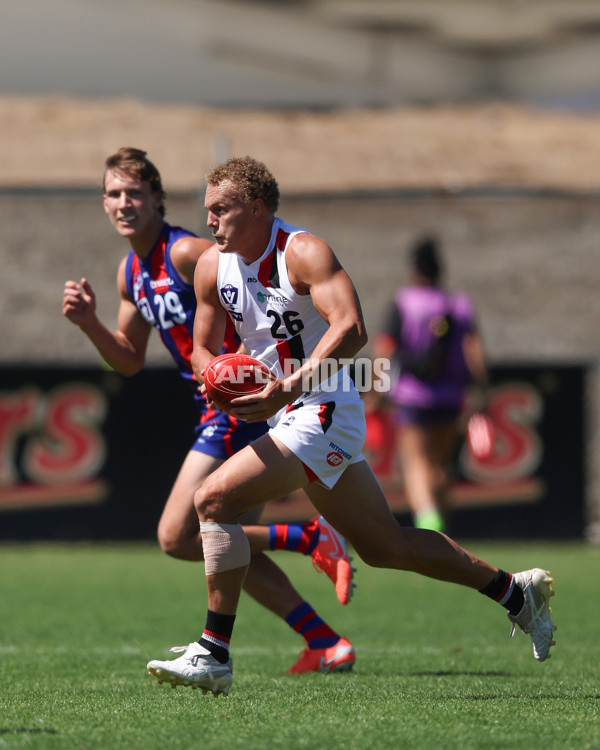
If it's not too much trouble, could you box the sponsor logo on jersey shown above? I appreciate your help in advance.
[256,291,287,305]
[328,442,352,460]
[221,283,239,306]
[326,451,344,467]
[247,277,257,283]
[150,277,174,289]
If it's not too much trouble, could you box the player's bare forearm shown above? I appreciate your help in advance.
[81,319,146,376]
[285,319,367,396]
[63,279,146,375]
[286,267,368,393]
[191,299,227,383]
[192,246,225,383]
[191,344,216,385]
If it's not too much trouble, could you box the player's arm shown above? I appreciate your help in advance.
[62,257,151,375]
[463,329,488,386]
[190,245,227,384]
[283,233,368,396]
[230,234,367,421]
[463,327,490,411]
[169,235,213,285]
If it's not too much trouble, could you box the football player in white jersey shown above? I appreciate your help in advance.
[146,156,556,696]
[64,148,357,679]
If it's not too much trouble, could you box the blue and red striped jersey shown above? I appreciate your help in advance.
[124,222,238,409]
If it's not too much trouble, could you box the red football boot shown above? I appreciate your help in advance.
[310,515,355,605]
[286,637,356,675]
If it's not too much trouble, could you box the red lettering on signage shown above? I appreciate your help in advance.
[22,385,107,483]
[0,383,108,510]
[0,389,38,485]
[461,384,542,482]
[361,381,546,514]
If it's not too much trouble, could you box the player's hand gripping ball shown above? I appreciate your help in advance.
[203,353,271,413]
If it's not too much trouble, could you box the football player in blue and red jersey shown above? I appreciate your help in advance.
[62,148,355,675]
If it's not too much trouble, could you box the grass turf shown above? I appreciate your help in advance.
[0,541,598,749]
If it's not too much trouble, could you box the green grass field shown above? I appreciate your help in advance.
[1,541,598,749]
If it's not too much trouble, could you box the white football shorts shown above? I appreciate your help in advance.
[269,397,366,489]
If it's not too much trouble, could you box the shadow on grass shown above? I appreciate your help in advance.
[406,669,512,677]
[0,728,58,735]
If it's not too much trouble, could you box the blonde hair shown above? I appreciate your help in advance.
[206,156,279,214]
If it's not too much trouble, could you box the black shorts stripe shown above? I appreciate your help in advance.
[319,401,336,434]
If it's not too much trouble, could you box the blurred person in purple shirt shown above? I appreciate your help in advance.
[373,236,489,532]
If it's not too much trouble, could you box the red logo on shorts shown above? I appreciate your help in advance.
[326,451,344,467]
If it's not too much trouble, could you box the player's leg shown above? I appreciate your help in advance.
[398,421,438,528]
[192,435,359,677]
[397,406,461,532]
[148,427,554,693]
[306,460,556,661]
[195,410,355,606]
[306,458,497,588]
[241,505,316,616]
[243,518,317,557]
[156,444,326,568]
[195,435,311,608]
[242,548,355,674]
[160,406,349,578]
[426,419,459,519]
[242,501,355,674]
[199,411,352,600]
[151,438,352,681]
[147,436,312,692]
[157,449,222,561]
[244,514,355,605]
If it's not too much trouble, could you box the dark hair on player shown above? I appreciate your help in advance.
[103,147,166,217]
[410,236,443,284]
[206,156,280,214]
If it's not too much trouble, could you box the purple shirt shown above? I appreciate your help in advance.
[387,286,475,409]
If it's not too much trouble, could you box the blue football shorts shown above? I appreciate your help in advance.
[192,409,269,459]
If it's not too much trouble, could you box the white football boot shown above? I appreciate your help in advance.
[147,642,233,696]
[507,568,556,661]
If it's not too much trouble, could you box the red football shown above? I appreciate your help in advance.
[203,353,271,410]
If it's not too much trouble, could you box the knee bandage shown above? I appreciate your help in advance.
[200,521,251,576]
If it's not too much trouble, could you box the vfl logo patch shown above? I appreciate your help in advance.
[220,283,239,306]
[326,451,344,467]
